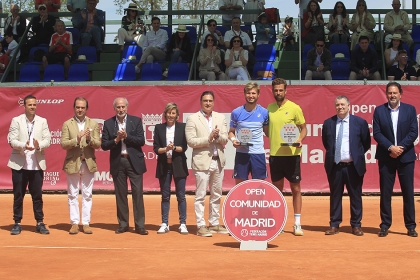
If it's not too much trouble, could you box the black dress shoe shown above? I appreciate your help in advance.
[378,228,388,237]
[115,226,129,234]
[407,228,418,237]
[136,228,149,235]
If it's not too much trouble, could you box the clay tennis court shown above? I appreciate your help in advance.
[0,194,418,279]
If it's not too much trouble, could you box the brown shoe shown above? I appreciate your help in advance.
[69,224,79,235]
[83,225,93,234]
[325,227,339,235]
[352,227,364,236]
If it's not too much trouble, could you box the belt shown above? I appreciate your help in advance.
[212,156,219,160]
[121,154,129,158]
[337,162,353,166]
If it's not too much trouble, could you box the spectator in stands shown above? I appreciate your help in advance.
[135,17,168,74]
[224,36,250,80]
[295,0,322,16]
[387,50,417,81]
[198,34,227,81]
[22,4,56,62]
[4,31,20,62]
[384,34,403,71]
[305,38,332,80]
[224,17,254,52]
[302,0,324,45]
[2,4,26,49]
[35,0,61,13]
[77,0,105,53]
[201,19,224,48]
[384,0,413,47]
[243,0,265,27]
[42,20,73,78]
[67,0,87,27]
[349,0,375,50]
[168,25,192,64]
[349,36,381,80]
[0,44,9,79]
[281,16,295,51]
[328,1,350,44]
[218,0,243,30]
[116,3,145,52]
[255,12,275,45]
[415,50,420,77]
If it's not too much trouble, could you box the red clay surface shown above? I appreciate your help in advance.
[0,194,419,279]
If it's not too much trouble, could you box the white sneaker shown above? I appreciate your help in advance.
[293,224,304,236]
[135,65,141,73]
[179,224,188,235]
[157,223,169,234]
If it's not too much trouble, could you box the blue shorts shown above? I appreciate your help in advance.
[233,153,267,180]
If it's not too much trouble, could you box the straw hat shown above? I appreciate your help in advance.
[175,24,189,33]
[75,55,87,62]
[38,4,47,9]
[124,3,139,11]
[391,34,402,41]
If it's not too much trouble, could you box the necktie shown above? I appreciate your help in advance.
[334,120,343,164]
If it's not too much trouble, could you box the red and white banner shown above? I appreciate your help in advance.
[0,84,419,192]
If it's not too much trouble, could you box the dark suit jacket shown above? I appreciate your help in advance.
[153,122,189,178]
[4,15,27,38]
[77,8,105,35]
[306,47,332,72]
[31,15,56,43]
[322,114,371,177]
[101,114,146,177]
[373,102,418,163]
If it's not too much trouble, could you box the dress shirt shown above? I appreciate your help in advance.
[23,117,40,170]
[336,114,352,162]
[75,116,86,160]
[143,29,168,52]
[200,110,218,156]
[116,115,128,154]
[388,102,400,146]
[315,51,322,67]
[166,125,174,158]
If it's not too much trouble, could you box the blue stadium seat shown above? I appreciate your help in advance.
[186,26,197,44]
[252,62,275,80]
[66,27,80,45]
[113,63,136,81]
[166,63,189,81]
[18,64,40,82]
[160,26,172,43]
[122,45,142,64]
[255,44,276,62]
[42,64,65,82]
[215,26,228,36]
[331,60,350,80]
[67,64,89,81]
[411,25,420,44]
[75,46,97,64]
[301,44,314,80]
[329,43,350,61]
[26,46,48,65]
[139,63,162,81]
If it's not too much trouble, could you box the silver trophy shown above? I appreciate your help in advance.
[237,128,253,146]
[280,124,300,147]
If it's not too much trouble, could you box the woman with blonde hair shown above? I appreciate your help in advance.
[349,0,375,49]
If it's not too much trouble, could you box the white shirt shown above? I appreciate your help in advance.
[218,0,242,22]
[336,114,352,162]
[7,39,20,62]
[23,116,40,170]
[388,102,400,146]
[116,115,128,155]
[200,110,218,156]
[143,29,168,52]
[224,29,252,46]
[166,125,175,158]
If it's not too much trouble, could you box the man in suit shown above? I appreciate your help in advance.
[7,95,51,235]
[373,82,418,237]
[101,97,148,235]
[76,0,105,52]
[322,95,371,236]
[61,97,100,235]
[185,91,229,237]
[305,38,332,80]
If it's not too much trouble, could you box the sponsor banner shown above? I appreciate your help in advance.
[0,84,419,192]
[223,180,287,242]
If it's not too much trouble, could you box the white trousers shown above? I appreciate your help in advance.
[193,159,224,228]
[66,162,94,225]
[228,67,249,80]
[117,28,145,47]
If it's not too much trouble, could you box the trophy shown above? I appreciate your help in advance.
[280,124,300,147]
[237,128,253,146]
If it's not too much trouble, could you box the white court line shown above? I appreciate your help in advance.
[2,245,420,253]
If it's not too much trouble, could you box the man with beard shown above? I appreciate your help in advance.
[101,97,148,235]
[373,82,418,238]
[229,82,269,184]
[267,78,307,236]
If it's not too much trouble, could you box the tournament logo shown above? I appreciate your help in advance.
[142,114,162,146]
[43,171,60,186]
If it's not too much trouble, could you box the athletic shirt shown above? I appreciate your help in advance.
[230,104,268,154]
[267,100,305,156]
[49,31,73,54]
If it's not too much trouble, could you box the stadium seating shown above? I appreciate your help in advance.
[411,24,420,44]
[75,46,97,64]
[66,27,80,45]
[331,60,350,80]
[215,26,228,36]
[166,63,189,81]
[42,64,65,82]
[329,43,350,61]
[252,61,275,80]
[186,26,197,44]
[27,46,49,65]
[17,64,40,82]
[113,63,136,81]
[139,63,163,81]
[412,44,420,61]
[67,64,89,81]
[122,45,142,64]
[255,44,276,62]
[160,26,172,43]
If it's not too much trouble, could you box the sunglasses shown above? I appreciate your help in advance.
[233,40,241,43]
[208,24,216,27]
[316,44,324,47]
[400,56,408,58]
[39,7,46,10]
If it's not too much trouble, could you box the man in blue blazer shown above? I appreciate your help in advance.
[373,82,418,237]
[101,97,148,235]
[322,96,371,236]
[76,0,105,52]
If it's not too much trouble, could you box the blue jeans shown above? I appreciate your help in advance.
[80,25,102,51]
[170,50,187,63]
[159,166,187,224]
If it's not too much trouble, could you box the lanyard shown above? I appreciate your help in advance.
[27,121,35,139]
